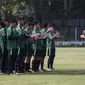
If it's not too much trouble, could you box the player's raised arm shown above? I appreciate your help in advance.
[42,27,53,37]
[49,31,60,40]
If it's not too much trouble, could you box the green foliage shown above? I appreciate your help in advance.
[0,0,85,21]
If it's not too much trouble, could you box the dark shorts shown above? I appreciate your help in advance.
[24,45,27,56]
[0,48,2,56]
[27,43,33,56]
[18,48,25,57]
[42,47,46,57]
[34,49,43,57]
[48,47,55,57]
[8,49,18,56]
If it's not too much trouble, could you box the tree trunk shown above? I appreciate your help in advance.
[33,0,42,23]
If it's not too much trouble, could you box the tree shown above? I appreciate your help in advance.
[0,0,28,20]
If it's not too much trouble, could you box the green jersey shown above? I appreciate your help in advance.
[0,28,7,49]
[16,26,26,48]
[32,29,43,49]
[40,28,47,48]
[0,29,2,48]
[7,27,19,49]
[47,31,55,48]
[25,29,32,43]
[25,29,33,56]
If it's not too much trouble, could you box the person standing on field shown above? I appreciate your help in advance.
[32,21,44,72]
[7,20,19,74]
[0,21,8,74]
[40,22,50,71]
[24,23,33,72]
[16,19,26,73]
[47,24,60,71]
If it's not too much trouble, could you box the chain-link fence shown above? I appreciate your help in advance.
[54,19,85,47]
[53,19,85,41]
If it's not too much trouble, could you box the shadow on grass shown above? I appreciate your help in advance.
[18,69,85,75]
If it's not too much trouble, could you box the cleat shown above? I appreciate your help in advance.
[47,68,52,71]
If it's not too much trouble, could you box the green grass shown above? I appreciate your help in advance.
[1,47,85,85]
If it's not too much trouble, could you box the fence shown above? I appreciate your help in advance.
[53,19,85,41]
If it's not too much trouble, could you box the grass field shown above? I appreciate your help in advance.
[0,47,85,85]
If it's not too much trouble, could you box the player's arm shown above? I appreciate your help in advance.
[42,27,53,37]
[39,34,48,39]
[54,32,60,39]
[40,28,53,39]
[50,32,60,40]
[80,35,85,39]
[28,32,41,40]
[49,34,59,40]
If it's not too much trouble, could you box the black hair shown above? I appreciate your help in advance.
[5,19,9,22]
[43,22,49,28]
[11,20,17,25]
[33,21,39,26]
[49,23,56,28]
[0,21,5,28]
[18,18,23,21]
[50,23,59,31]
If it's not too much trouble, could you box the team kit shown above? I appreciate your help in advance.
[0,19,60,74]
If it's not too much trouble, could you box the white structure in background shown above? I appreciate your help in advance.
[55,41,85,46]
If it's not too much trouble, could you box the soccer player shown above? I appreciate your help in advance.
[7,20,19,74]
[32,21,44,72]
[40,22,50,71]
[16,19,26,73]
[47,24,60,71]
[0,21,8,74]
[24,22,33,72]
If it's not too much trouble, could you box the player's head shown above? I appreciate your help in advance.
[11,20,17,28]
[49,23,56,31]
[17,18,24,27]
[0,21,5,29]
[33,21,40,29]
[28,22,33,30]
[43,22,50,29]
[4,19,10,27]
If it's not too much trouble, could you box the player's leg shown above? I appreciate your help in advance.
[20,48,25,73]
[32,49,39,72]
[47,47,55,70]
[0,48,2,70]
[24,44,29,72]
[9,50,15,74]
[40,48,46,71]
[8,49,17,74]
[50,47,55,70]
[16,48,23,73]
[24,43,32,72]
[1,48,8,73]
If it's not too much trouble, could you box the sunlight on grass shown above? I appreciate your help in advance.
[0,48,85,85]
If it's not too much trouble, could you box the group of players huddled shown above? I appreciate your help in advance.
[0,19,60,74]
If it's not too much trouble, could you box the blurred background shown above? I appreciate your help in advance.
[0,0,85,42]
